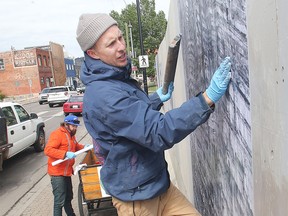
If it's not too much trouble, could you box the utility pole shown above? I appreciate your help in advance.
[128,22,137,78]
[49,42,55,87]
[128,22,134,58]
[125,23,131,58]
[136,0,148,94]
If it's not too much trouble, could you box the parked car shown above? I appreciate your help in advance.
[47,86,78,107]
[38,87,50,105]
[0,102,45,170]
[76,85,86,94]
[63,95,83,116]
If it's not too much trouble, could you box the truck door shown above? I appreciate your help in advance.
[2,106,20,157]
[2,105,35,158]
[0,117,13,171]
[13,105,35,155]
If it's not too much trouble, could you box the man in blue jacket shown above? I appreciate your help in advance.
[76,13,231,216]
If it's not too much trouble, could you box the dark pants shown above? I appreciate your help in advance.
[51,176,76,216]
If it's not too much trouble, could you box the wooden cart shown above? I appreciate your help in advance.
[77,150,117,216]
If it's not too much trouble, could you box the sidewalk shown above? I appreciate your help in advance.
[3,93,39,104]
[5,126,94,216]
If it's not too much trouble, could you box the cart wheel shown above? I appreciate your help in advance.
[78,183,88,216]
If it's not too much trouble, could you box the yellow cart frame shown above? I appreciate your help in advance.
[77,150,117,216]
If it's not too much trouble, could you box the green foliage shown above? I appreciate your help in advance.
[148,84,157,94]
[110,0,167,77]
[0,91,6,101]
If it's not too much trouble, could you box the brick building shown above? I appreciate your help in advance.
[49,42,66,86]
[0,42,66,97]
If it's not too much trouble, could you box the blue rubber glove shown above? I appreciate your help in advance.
[156,82,174,102]
[206,57,232,103]
[66,151,76,159]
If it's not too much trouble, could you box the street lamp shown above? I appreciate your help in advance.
[128,22,134,58]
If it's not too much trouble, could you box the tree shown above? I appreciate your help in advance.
[0,90,5,101]
[110,0,167,77]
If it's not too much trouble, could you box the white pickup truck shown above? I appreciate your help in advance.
[0,102,45,171]
[47,86,78,107]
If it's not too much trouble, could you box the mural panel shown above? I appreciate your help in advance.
[178,0,252,215]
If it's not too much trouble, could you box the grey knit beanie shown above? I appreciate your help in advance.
[76,13,118,52]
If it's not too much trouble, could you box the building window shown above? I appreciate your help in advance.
[37,55,42,66]
[0,59,4,70]
[43,56,47,67]
[47,57,50,66]
[66,64,69,70]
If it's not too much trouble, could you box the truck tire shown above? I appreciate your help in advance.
[34,128,45,152]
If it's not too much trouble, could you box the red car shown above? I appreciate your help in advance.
[63,95,83,116]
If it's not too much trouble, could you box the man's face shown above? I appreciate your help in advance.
[87,25,127,67]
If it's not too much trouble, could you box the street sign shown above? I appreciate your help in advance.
[138,55,149,68]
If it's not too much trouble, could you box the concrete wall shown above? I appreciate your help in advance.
[157,0,252,215]
[156,0,197,203]
[179,1,252,215]
[157,0,288,215]
[247,0,288,215]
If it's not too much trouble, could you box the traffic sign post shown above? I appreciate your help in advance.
[138,55,149,68]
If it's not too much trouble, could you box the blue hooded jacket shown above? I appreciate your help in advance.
[80,54,213,201]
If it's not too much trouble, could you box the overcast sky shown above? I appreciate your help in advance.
[0,0,170,58]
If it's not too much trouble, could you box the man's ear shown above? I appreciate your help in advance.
[86,49,100,60]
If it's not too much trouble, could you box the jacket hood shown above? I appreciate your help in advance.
[80,53,132,85]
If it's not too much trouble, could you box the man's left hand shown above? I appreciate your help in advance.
[156,82,174,102]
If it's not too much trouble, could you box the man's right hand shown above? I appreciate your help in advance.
[206,57,232,103]
[66,151,76,159]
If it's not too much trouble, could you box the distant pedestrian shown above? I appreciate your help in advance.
[44,115,86,216]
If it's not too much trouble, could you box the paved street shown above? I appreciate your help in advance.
[6,125,81,215]
[2,96,117,216]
